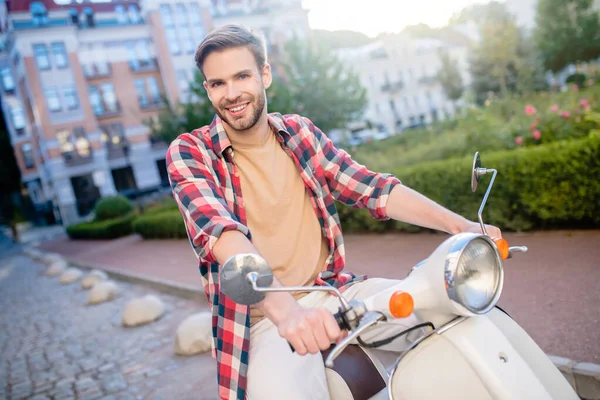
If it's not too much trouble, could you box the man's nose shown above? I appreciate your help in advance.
[226,83,241,101]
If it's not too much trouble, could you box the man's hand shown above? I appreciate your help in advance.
[277,306,343,355]
[462,220,502,238]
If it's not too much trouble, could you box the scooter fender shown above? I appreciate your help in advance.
[388,308,578,400]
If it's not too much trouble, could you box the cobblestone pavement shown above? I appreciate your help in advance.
[0,253,218,400]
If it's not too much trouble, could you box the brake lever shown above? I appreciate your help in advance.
[324,311,386,368]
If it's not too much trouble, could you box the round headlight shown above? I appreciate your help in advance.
[445,235,504,315]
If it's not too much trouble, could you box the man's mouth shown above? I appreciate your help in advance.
[226,103,250,116]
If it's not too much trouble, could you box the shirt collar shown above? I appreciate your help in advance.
[210,113,292,158]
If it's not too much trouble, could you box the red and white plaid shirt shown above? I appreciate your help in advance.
[166,113,400,399]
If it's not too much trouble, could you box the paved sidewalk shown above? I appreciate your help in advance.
[35,229,600,365]
[0,253,218,400]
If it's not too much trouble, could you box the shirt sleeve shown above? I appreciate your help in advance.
[166,133,250,264]
[303,117,402,221]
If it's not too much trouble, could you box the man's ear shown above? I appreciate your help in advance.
[262,63,273,89]
[203,81,212,101]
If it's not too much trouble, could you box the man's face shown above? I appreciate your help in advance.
[202,46,272,132]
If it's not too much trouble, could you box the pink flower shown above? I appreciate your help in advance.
[515,136,523,145]
[581,99,589,108]
[550,104,559,112]
[524,105,536,115]
[560,111,571,119]
[532,130,541,140]
[571,84,579,92]
[529,123,537,131]
[588,79,595,86]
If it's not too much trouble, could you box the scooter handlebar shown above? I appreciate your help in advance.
[288,309,350,353]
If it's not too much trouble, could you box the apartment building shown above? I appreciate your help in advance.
[335,28,475,135]
[0,0,309,226]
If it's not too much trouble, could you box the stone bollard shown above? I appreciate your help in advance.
[174,312,212,356]
[122,295,166,327]
[88,281,119,305]
[60,268,83,284]
[82,270,108,289]
[46,259,68,276]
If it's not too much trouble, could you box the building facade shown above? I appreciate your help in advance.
[335,28,475,135]
[0,0,308,226]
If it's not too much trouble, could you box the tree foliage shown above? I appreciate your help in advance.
[436,49,464,104]
[534,0,600,72]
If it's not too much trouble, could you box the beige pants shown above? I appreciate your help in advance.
[247,278,422,400]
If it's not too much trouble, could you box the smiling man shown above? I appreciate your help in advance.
[166,24,501,400]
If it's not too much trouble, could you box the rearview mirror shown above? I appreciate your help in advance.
[471,151,482,192]
[220,253,273,305]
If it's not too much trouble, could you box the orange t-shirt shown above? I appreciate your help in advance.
[230,129,329,325]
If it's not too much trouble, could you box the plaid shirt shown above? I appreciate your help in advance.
[166,113,400,399]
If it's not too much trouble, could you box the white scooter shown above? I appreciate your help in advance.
[220,152,579,400]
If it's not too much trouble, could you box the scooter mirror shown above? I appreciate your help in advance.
[471,152,482,192]
[220,253,274,305]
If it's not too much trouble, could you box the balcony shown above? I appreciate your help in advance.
[83,63,112,79]
[381,80,404,93]
[418,75,438,85]
[106,145,128,160]
[94,101,121,119]
[139,98,165,111]
[149,135,167,149]
[63,151,94,167]
[130,58,158,73]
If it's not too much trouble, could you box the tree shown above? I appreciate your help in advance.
[477,17,521,96]
[310,29,373,50]
[534,0,600,73]
[436,49,464,110]
[277,36,368,132]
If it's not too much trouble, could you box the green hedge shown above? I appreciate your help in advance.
[66,214,136,240]
[94,195,134,221]
[132,211,188,239]
[339,134,600,233]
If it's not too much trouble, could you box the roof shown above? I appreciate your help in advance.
[6,0,140,14]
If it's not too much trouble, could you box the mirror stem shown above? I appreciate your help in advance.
[247,272,351,310]
[477,168,497,236]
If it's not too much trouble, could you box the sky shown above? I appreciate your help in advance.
[301,0,494,37]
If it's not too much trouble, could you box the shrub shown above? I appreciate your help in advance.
[338,134,600,233]
[66,214,136,240]
[132,211,188,239]
[566,73,587,89]
[94,195,134,221]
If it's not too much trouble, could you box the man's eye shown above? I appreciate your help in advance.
[212,82,223,88]
[239,74,249,79]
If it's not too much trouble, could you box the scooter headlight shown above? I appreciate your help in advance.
[444,234,504,315]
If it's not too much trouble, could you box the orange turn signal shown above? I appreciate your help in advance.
[389,291,414,318]
[493,237,510,260]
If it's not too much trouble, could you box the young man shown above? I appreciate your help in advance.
[166,24,501,400]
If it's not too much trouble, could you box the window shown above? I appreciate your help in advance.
[177,70,188,92]
[147,77,161,103]
[116,5,128,23]
[165,28,180,55]
[45,88,61,112]
[69,8,79,25]
[160,4,173,26]
[128,5,142,23]
[134,79,148,106]
[192,25,205,42]
[30,2,49,26]
[58,127,91,159]
[88,85,104,115]
[175,4,187,25]
[101,83,118,111]
[189,3,202,24]
[83,7,94,27]
[1,67,15,91]
[10,107,26,131]
[180,26,195,54]
[51,43,69,68]
[33,44,50,70]
[63,86,79,110]
[126,42,139,70]
[21,144,35,169]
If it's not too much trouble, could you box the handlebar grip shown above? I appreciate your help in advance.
[287,309,350,353]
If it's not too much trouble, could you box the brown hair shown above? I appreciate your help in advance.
[194,24,267,78]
